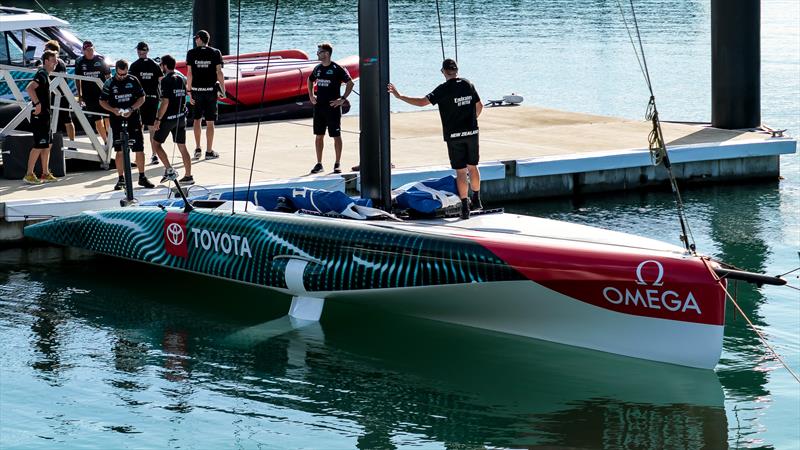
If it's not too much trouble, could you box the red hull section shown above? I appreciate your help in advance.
[175,50,360,108]
[474,237,726,326]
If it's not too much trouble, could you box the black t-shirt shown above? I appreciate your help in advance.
[100,74,144,111]
[54,58,67,73]
[426,78,481,141]
[32,68,50,113]
[74,54,110,100]
[159,71,188,119]
[186,45,223,89]
[309,62,351,104]
[130,57,163,96]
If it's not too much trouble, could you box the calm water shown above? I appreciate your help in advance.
[2,0,799,448]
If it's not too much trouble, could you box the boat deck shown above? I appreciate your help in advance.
[0,105,795,224]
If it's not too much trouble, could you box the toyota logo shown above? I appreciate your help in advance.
[166,223,185,246]
[636,260,664,286]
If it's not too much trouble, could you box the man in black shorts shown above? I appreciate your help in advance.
[388,59,483,219]
[307,42,353,174]
[44,40,75,146]
[130,41,164,165]
[23,50,59,185]
[151,55,194,186]
[99,59,155,190]
[186,30,223,160]
[75,41,110,143]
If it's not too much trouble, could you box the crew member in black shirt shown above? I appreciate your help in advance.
[99,59,155,190]
[44,40,75,146]
[151,54,194,186]
[186,29,223,160]
[23,50,59,185]
[75,41,111,143]
[307,42,353,174]
[130,41,164,166]
[389,59,483,219]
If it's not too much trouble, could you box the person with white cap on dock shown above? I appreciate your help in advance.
[388,58,483,219]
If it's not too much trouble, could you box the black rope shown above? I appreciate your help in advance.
[435,0,446,60]
[231,0,242,214]
[617,0,696,253]
[245,0,279,213]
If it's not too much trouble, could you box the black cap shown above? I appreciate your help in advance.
[82,40,94,50]
[442,58,458,71]
[136,41,149,51]
[194,30,210,44]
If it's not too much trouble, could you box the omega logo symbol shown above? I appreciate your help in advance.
[635,259,664,286]
[166,223,185,246]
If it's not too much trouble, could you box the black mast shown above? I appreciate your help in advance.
[193,0,230,55]
[358,0,392,210]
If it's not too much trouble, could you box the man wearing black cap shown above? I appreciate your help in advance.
[99,59,155,190]
[388,58,483,219]
[130,42,163,165]
[186,29,224,160]
[74,40,110,143]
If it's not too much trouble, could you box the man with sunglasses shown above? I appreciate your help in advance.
[100,59,155,190]
[307,42,353,174]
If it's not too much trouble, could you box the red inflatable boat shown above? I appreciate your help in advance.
[175,50,360,123]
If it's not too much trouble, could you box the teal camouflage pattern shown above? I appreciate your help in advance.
[24,207,525,292]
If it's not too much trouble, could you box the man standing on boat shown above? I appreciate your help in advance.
[388,59,483,219]
[130,41,164,166]
[99,59,155,190]
[308,42,354,174]
[23,50,59,185]
[151,55,194,186]
[74,41,110,144]
[186,30,223,160]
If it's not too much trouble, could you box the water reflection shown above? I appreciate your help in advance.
[6,258,728,449]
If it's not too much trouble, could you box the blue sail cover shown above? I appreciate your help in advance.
[145,176,459,217]
[393,176,460,214]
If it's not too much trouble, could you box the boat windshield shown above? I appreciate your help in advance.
[0,26,82,66]
[42,26,82,61]
[1,31,25,65]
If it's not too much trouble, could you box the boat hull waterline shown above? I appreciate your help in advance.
[23,207,726,368]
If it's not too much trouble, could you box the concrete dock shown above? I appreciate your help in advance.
[0,105,796,237]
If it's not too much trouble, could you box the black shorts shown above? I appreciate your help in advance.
[31,113,52,148]
[313,104,342,137]
[140,96,159,127]
[446,135,480,170]
[153,117,187,145]
[83,97,106,119]
[190,90,218,122]
[110,115,144,152]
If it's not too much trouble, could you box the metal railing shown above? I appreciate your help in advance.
[0,64,113,168]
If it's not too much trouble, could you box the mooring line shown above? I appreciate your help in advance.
[702,259,800,384]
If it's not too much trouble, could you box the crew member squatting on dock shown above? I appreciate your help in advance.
[99,59,155,190]
[130,41,164,166]
[186,30,223,160]
[23,50,59,185]
[151,55,194,186]
[308,42,354,174]
[388,58,483,219]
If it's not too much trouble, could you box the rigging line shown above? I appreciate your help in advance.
[702,260,800,384]
[453,0,458,62]
[784,284,800,292]
[33,0,50,14]
[614,0,647,86]
[245,0,279,213]
[435,0,446,60]
[776,266,800,278]
[627,0,654,95]
[232,0,243,215]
